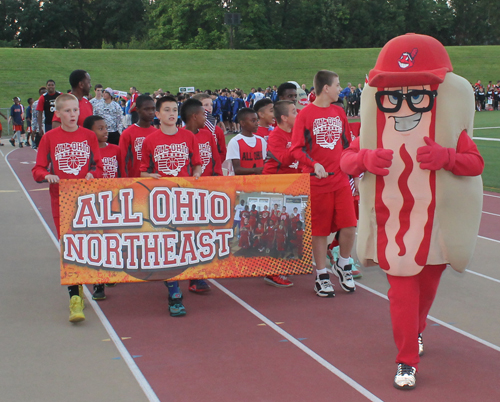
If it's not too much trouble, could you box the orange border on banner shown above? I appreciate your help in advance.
[59,174,312,285]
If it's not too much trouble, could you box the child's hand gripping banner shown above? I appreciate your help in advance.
[59,174,312,285]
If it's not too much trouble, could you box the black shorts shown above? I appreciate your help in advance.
[222,111,231,122]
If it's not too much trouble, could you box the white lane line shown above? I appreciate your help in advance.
[473,137,500,141]
[474,126,500,130]
[465,269,500,284]
[484,193,500,199]
[478,235,500,244]
[482,211,500,217]
[355,283,500,353]
[4,150,160,402]
[208,279,384,402]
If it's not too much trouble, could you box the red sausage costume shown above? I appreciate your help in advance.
[340,34,483,389]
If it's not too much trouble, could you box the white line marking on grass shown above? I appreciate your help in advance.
[4,150,160,402]
[208,279,384,402]
[473,137,500,141]
[355,283,500,352]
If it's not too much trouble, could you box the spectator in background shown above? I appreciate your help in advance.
[9,97,25,147]
[36,79,61,134]
[93,87,123,145]
[129,86,139,124]
[0,110,7,146]
[31,86,47,149]
[90,84,104,107]
[253,87,265,103]
[301,84,309,95]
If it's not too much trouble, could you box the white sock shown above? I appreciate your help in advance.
[316,268,327,277]
[337,255,350,269]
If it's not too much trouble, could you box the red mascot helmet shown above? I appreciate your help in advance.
[368,33,453,88]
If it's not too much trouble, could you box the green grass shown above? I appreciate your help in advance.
[0,46,498,191]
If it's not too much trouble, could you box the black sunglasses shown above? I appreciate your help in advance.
[375,89,438,113]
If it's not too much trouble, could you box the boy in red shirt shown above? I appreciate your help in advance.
[290,70,357,297]
[140,95,202,317]
[32,93,103,322]
[120,95,156,178]
[263,100,300,175]
[225,108,266,175]
[180,97,222,293]
[83,115,123,300]
[192,93,227,161]
[253,98,275,140]
[52,70,93,129]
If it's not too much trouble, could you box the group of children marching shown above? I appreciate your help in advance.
[32,69,359,323]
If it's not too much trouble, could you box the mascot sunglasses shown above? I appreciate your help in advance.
[375,89,438,113]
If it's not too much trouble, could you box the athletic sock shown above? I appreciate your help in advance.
[337,255,350,269]
[316,268,328,277]
[68,285,79,298]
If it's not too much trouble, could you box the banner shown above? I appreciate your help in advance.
[59,174,312,285]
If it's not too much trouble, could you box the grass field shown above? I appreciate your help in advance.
[0,46,498,191]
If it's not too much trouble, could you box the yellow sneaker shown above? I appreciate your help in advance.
[78,285,85,309]
[69,295,86,323]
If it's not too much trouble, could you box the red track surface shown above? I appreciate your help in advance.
[7,147,500,401]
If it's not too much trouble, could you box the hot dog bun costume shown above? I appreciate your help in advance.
[342,33,484,276]
[340,33,484,389]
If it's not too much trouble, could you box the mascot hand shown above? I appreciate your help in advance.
[362,148,393,176]
[417,137,450,171]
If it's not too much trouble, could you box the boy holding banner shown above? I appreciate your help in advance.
[32,93,103,322]
[140,95,202,317]
[290,70,357,298]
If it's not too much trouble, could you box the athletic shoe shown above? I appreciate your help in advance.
[188,279,211,293]
[25,141,30,146]
[168,293,186,317]
[69,295,85,323]
[314,273,335,297]
[393,363,416,390]
[351,263,363,279]
[418,333,424,356]
[264,275,293,288]
[9,138,15,146]
[333,260,356,292]
[105,283,117,287]
[0,142,4,146]
[19,142,23,148]
[92,284,106,300]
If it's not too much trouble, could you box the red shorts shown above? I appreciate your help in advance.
[311,186,357,236]
[14,125,23,132]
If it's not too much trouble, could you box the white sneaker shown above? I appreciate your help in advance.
[418,333,424,356]
[393,363,416,390]
[314,274,335,297]
[333,260,356,292]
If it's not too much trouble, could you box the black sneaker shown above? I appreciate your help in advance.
[393,363,416,390]
[418,333,424,356]
[333,261,356,292]
[19,142,23,148]
[9,138,15,146]
[314,273,335,297]
[92,284,106,300]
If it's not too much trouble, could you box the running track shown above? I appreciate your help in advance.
[4,147,500,402]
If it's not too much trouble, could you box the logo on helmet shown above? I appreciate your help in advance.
[398,48,418,69]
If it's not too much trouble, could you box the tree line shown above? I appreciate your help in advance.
[1,0,499,50]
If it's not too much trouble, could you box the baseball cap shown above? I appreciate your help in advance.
[104,87,114,97]
[368,33,453,88]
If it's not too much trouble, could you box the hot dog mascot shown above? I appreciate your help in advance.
[340,33,484,390]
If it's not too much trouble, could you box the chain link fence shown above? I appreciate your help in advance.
[0,108,13,140]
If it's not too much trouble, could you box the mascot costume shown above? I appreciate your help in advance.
[340,33,484,390]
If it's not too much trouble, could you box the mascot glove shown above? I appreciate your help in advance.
[358,148,393,176]
[417,137,455,171]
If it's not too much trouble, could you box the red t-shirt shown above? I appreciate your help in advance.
[195,128,222,176]
[291,103,352,193]
[120,124,157,177]
[263,126,300,174]
[259,210,270,221]
[99,143,123,178]
[52,96,93,127]
[255,125,272,140]
[129,92,139,113]
[214,126,227,161]
[32,126,103,201]
[140,128,202,177]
